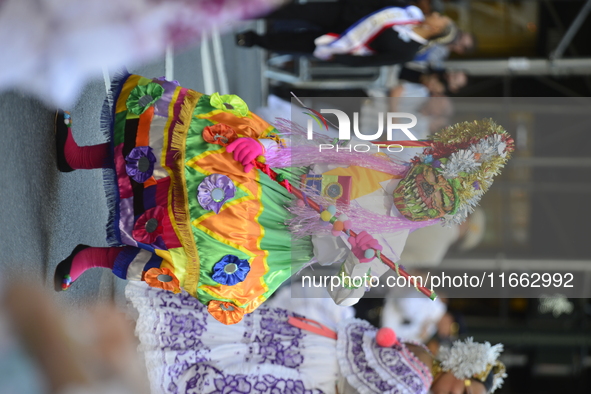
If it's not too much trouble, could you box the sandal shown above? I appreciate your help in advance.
[54,244,90,291]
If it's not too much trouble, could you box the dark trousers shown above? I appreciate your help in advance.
[265,2,348,32]
[256,1,413,55]
[253,31,319,54]
[255,2,347,54]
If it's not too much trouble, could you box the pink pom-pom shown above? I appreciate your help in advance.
[331,230,341,237]
[296,199,305,207]
[376,327,399,347]
[343,220,352,230]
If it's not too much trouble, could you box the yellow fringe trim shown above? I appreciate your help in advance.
[168,89,202,296]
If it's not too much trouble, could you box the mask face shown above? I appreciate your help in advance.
[392,119,513,225]
[394,164,455,221]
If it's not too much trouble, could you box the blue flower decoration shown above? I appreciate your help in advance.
[212,255,250,286]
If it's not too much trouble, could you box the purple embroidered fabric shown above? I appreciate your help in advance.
[336,319,432,394]
[128,284,325,394]
[129,284,438,394]
[168,364,317,394]
[252,310,306,368]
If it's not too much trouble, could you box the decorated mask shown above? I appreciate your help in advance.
[394,164,455,221]
[394,119,514,225]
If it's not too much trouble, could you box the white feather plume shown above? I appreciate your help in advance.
[438,337,506,392]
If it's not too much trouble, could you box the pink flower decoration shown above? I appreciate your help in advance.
[133,206,167,244]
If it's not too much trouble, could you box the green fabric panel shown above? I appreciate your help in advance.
[184,117,217,161]
[195,93,216,113]
[136,76,154,86]
[191,226,250,289]
[178,93,316,307]
[196,288,218,305]
[273,166,309,184]
[113,111,128,146]
[256,169,313,301]
[184,162,250,293]
[184,94,231,161]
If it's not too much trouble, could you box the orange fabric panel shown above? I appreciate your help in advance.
[189,150,268,306]
[143,177,157,188]
[136,106,154,146]
[206,112,274,139]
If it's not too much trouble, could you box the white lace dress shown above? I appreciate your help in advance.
[126,282,433,394]
[127,282,339,394]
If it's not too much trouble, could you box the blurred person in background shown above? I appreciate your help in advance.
[378,209,485,352]
[360,92,455,162]
[356,209,484,351]
[381,289,448,343]
[380,290,468,352]
[412,30,477,71]
[0,275,146,394]
[396,66,468,96]
[237,2,458,67]
[400,207,486,267]
[0,0,280,107]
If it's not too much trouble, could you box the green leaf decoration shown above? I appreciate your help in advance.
[210,93,249,117]
[126,83,165,115]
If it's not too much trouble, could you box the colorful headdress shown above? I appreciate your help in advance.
[434,337,507,393]
[394,119,514,225]
[375,328,506,393]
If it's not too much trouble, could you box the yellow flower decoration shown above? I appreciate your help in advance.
[209,93,249,117]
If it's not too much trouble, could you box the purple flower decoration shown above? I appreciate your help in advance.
[212,255,250,286]
[197,174,235,214]
[156,76,180,86]
[125,146,156,183]
[432,159,442,168]
[473,180,481,190]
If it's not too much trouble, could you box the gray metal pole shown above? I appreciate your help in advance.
[444,58,591,76]
[551,0,591,60]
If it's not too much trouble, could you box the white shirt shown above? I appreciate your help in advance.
[309,164,410,306]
